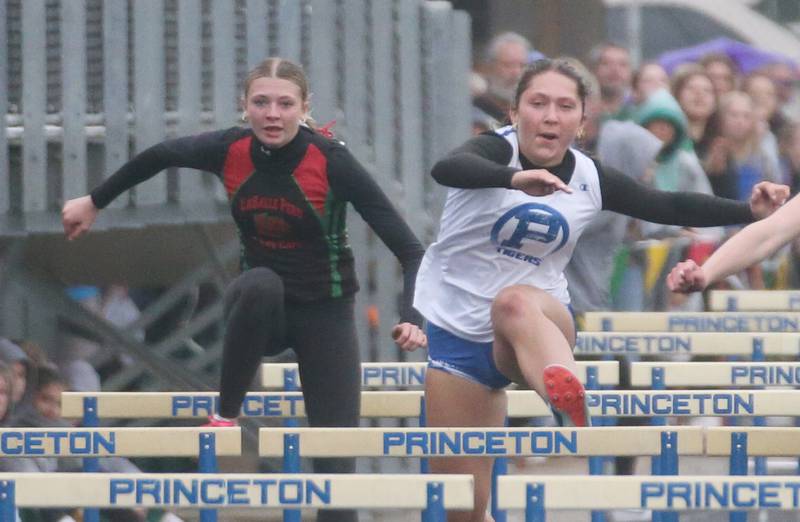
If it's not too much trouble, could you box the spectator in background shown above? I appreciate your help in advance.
[473,32,531,123]
[744,72,784,135]
[0,363,21,522]
[0,361,13,427]
[779,122,800,192]
[634,89,714,194]
[470,72,498,134]
[671,65,719,159]
[719,91,781,201]
[0,338,32,408]
[700,53,739,98]
[764,62,797,112]
[708,91,782,289]
[631,62,670,106]
[634,88,723,310]
[589,42,633,120]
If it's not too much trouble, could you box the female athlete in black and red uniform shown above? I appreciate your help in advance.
[62,57,426,522]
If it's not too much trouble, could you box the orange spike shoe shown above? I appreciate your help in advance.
[543,364,591,427]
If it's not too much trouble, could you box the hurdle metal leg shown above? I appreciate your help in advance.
[491,449,508,522]
[421,482,446,522]
[283,371,302,522]
[0,480,15,522]
[81,397,100,522]
[729,432,748,522]
[586,365,606,522]
[524,483,545,522]
[198,432,219,522]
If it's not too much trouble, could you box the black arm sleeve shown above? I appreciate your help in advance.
[430,133,519,189]
[90,128,238,209]
[599,165,754,226]
[328,145,426,327]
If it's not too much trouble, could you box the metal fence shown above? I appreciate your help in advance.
[2,0,470,221]
[1,0,471,364]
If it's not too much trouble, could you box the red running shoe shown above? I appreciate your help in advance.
[543,364,591,427]
[202,414,237,428]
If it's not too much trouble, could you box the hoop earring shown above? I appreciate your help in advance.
[240,111,248,123]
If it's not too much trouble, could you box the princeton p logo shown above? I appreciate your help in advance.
[490,203,570,265]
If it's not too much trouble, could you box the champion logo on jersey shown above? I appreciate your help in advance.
[490,203,570,266]
[579,183,588,191]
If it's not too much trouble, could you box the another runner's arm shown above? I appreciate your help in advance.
[90,129,237,209]
[599,165,754,226]
[431,134,518,188]
[328,146,426,327]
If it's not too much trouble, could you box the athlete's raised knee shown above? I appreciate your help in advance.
[491,285,544,320]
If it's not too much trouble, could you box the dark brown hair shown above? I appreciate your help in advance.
[514,58,590,113]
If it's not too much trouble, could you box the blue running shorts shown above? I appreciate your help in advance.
[426,322,512,389]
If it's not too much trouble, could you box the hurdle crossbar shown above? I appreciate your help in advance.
[583,312,800,332]
[259,361,619,389]
[0,427,240,457]
[574,332,800,356]
[630,362,800,387]
[0,473,473,510]
[706,427,800,457]
[61,389,800,419]
[709,290,800,312]
[497,476,800,513]
[258,427,703,457]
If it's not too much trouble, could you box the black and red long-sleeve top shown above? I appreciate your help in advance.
[90,126,425,325]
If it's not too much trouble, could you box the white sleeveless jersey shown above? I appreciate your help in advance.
[414,125,603,342]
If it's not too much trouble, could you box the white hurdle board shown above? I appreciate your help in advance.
[574,332,800,356]
[0,427,240,457]
[259,361,619,388]
[498,475,800,511]
[258,427,703,457]
[61,390,800,419]
[630,362,800,387]
[709,290,800,312]
[0,473,473,510]
[583,312,800,332]
[706,427,800,456]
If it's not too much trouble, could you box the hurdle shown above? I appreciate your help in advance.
[496,475,800,521]
[0,427,241,458]
[574,332,800,357]
[629,362,800,387]
[583,311,800,332]
[259,361,619,389]
[60,389,800,420]
[707,427,800,470]
[705,427,800,522]
[0,427,240,522]
[709,290,800,312]
[0,472,473,521]
[261,426,701,522]
[258,426,702,470]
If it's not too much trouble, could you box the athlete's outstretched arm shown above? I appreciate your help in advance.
[62,129,235,240]
[601,166,788,226]
[327,145,427,351]
[668,194,800,293]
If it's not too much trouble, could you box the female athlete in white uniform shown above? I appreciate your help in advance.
[409,58,788,522]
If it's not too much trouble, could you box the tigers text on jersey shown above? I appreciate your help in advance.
[414,125,602,342]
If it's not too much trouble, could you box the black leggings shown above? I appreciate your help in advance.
[219,267,360,522]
